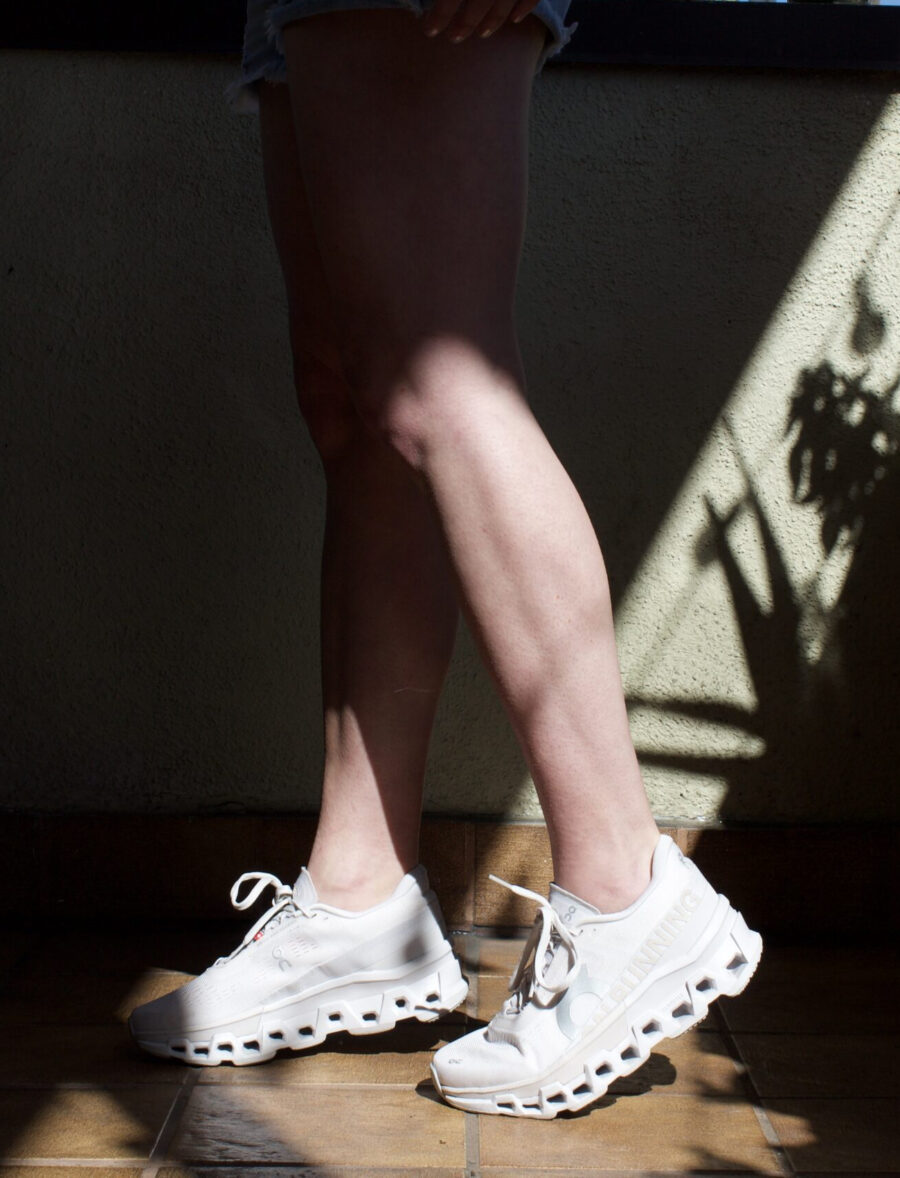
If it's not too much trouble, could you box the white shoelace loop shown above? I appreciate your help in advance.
[489,874,581,1004]
[215,871,311,964]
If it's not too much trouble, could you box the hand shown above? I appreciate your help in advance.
[423,0,542,43]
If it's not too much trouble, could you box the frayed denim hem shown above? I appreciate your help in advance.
[228,0,575,113]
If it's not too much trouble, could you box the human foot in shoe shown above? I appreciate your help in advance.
[130,866,467,1066]
[431,835,761,1117]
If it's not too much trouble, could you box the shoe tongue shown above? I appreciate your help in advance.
[292,867,318,907]
[549,883,601,928]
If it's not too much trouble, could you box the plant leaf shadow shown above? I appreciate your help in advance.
[628,282,900,823]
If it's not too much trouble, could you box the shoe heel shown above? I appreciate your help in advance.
[332,946,467,1038]
[716,909,763,997]
[410,948,469,1022]
[671,907,763,1030]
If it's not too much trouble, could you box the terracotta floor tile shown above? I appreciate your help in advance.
[686,827,898,941]
[0,1023,189,1087]
[0,1170,143,1177]
[0,967,192,1026]
[477,936,528,977]
[1,926,889,1178]
[117,970,203,1024]
[479,1092,780,1173]
[450,930,485,973]
[0,929,38,990]
[765,1098,898,1172]
[420,818,473,928]
[475,972,512,1019]
[0,818,38,917]
[198,1020,466,1086]
[0,1086,178,1161]
[735,1033,897,1099]
[721,946,900,1033]
[170,1083,465,1167]
[43,816,317,920]
[482,1173,770,1178]
[2,923,234,1028]
[607,1031,742,1099]
[4,920,473,1027]
[474,825,552,927]
[18,921,238,979]
[160,1170,466,1178]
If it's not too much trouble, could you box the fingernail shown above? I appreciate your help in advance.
[424,25,439,35]
[480,25,495,36]
[450,31,465,41]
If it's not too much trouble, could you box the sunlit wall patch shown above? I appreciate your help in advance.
[615,97,900,823]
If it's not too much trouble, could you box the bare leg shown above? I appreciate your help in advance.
[281,12,658,911]
[260,84,459,908]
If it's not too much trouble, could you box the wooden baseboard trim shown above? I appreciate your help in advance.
[3,814,895,937]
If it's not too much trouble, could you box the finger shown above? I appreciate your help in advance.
[509,0,541,23]
[423,0,466,37]
[445,0,502,41]
[473,0,518,38]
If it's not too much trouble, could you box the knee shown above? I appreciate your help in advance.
[353,379,432,473]
[343,334,523,473]
[292,345,427,495]
[291,345,361,466]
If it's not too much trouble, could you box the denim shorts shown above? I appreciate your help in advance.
[230,0,576,110]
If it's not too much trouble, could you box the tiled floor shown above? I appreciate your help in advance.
[0,924,896,1177]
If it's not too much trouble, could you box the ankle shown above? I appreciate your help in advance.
[305,856,411,912]
[553,828,660,914]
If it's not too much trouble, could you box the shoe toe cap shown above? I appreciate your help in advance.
[432,1028,528,1092]
[129,987,186,1039]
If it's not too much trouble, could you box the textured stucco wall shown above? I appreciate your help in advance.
[2,51,898,820]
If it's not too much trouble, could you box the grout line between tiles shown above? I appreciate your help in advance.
[142,1066,201,1177]
[463,935,481,1178]
[0,1081,192,1091]
[195,1080,465,1090]
[139,1170,481,1176]
[464,930,481,1023]
[748,1102,795,1178]
[712,1003,795,1178]
[0,1160,146,1168]
[464,1111,481,1178]
[464,820,476,928]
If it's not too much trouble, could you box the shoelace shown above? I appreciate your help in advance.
[490,875,581,1010]
[214,871,315,965]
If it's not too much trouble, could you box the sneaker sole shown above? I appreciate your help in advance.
[431,904,762,1118]
[132,946,468,1066]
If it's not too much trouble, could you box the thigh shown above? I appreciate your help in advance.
[280,10,544,374]
[260,81,372,459]
[258,80,343,376]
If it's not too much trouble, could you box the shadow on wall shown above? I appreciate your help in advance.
[0,58,897,821]
[630,274,899,820]
[3,54,899,1178]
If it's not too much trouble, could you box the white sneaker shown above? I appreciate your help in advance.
[431,835,762,1117]
[130,866,468,1066]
